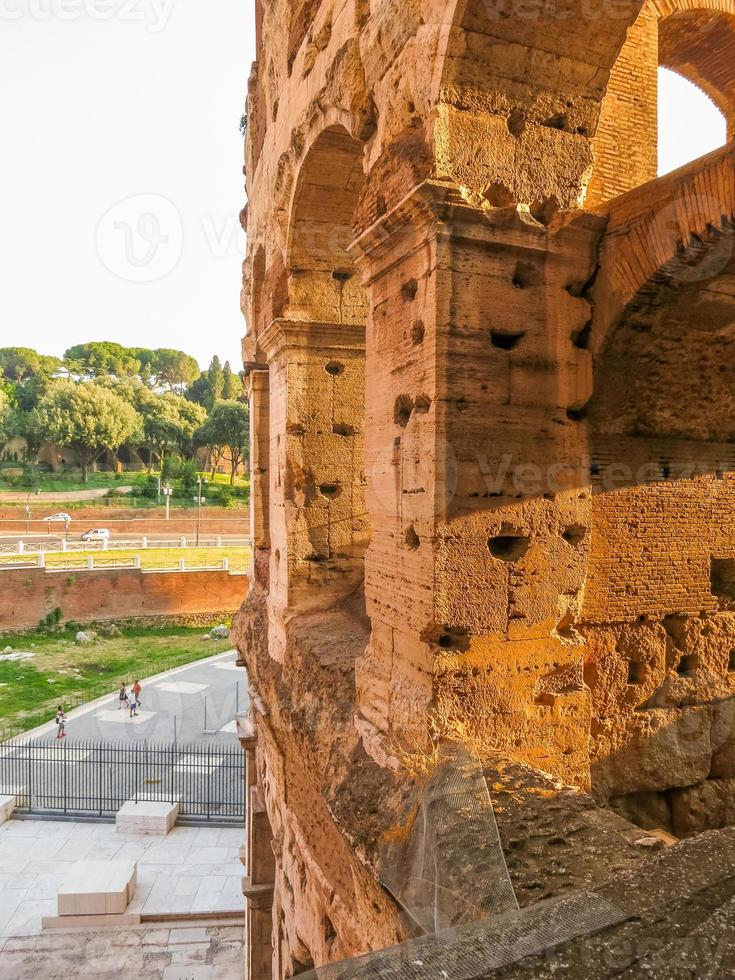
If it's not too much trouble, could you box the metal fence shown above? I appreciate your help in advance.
[0,536,250,556]
[0,738,245,823]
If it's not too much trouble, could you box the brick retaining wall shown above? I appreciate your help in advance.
[0,568,249,631]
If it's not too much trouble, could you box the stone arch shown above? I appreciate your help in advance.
[285,122,367,324]
[432,0,642,211]
[586,0,735,207]
[262,120,370,630]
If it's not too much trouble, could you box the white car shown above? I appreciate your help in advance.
[43,513,72,523]
[81,528,110,542]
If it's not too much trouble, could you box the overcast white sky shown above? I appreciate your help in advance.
[0,15,727,371]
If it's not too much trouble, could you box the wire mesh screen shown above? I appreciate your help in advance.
[304,891,625,979]
[377,742,518,934]
[0,738,245,822]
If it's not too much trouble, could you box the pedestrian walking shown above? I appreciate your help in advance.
[128,692,138,718]
[55,706,66,739]
[132,679,142,706]
[118,684,129,710]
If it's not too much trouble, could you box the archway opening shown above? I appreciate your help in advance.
[658,67,727,175]
[275,124,369,610]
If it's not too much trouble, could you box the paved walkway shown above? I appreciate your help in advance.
[25,650,249,744]
[0,818,244,940]
[0,923,243,979]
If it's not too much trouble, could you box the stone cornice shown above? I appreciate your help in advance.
[349,179,607,283]
[259,318,366,361]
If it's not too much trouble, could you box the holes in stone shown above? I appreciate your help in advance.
[491,330,525,351]
[332,423,356,437]
[394,395,414,427]
[488,534,530,562]
[512,261,538,289]
[711,558,735,606]
[571,321,592,349]
[305,553,327,563]
[660,459,671,480]
[401,279,418,301]
[628,661,644,685]
[411,320,425,345]
[324,361,344,377]
[535,692,556,707]
[324,916,337,947]
[483,181,515,207]
[405,525,420,550]
[567,406,588,422]
[530,196,559,227]
[556,612,577,640]
[318,483,341,499]
[332,270,351,283]
[562,524,587,547]
[507,109,525,138]
[414,394,432,414]
[575,126,588,136]
[437,627,470,653]
[728,650,735,672]
[676,654,698,677]
[542,113,567,130]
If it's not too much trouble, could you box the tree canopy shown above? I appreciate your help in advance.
[29,382,139,481]
[0,347,61,382]
[196,400,249,484]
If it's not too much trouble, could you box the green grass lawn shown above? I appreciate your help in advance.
[0,627,232,734]
[0,546,251,572]
[0,468,250,495]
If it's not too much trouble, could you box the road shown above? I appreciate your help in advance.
[15,650,249,745]
[0,532,249,548]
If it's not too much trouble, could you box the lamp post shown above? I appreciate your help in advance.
[195,475,208,547]
[162,483,173,521]
[25,488,41,536]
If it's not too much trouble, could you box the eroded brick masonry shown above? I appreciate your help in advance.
[233,0,735,973]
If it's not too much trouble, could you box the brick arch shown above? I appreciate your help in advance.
[590,140,735,359]
[586,0,735,207]
[657,5,735,132]
[431,0,642,210]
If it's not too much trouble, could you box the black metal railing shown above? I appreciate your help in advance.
[0,738,245,823]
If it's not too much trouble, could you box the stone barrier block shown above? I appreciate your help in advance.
[116,799,180,836]
[57,860,136,916]
[0,795,16,826]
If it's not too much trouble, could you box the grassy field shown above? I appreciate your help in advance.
[0,468,249,495]
[0,546,251,572]
[0,627,232,734]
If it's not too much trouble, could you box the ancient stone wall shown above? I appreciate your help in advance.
[0,568,248,630]
[236,0,735,973]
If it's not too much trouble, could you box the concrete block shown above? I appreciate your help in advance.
[116,799,180,836]
[0,795,16,826]
[57,860,136,917]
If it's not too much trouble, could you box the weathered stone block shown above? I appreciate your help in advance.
[116,800,179,836]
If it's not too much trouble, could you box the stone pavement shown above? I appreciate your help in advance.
[0,818,244,939]
[0,923,244,979]
[24,650,249,744]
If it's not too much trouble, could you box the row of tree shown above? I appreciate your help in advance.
[0,345,249,484]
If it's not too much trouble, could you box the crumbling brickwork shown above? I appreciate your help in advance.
[235,0,735,973]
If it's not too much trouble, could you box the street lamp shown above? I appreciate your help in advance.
[25,488,41,536]
[162,483,173,521]
[195,475,208,547]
